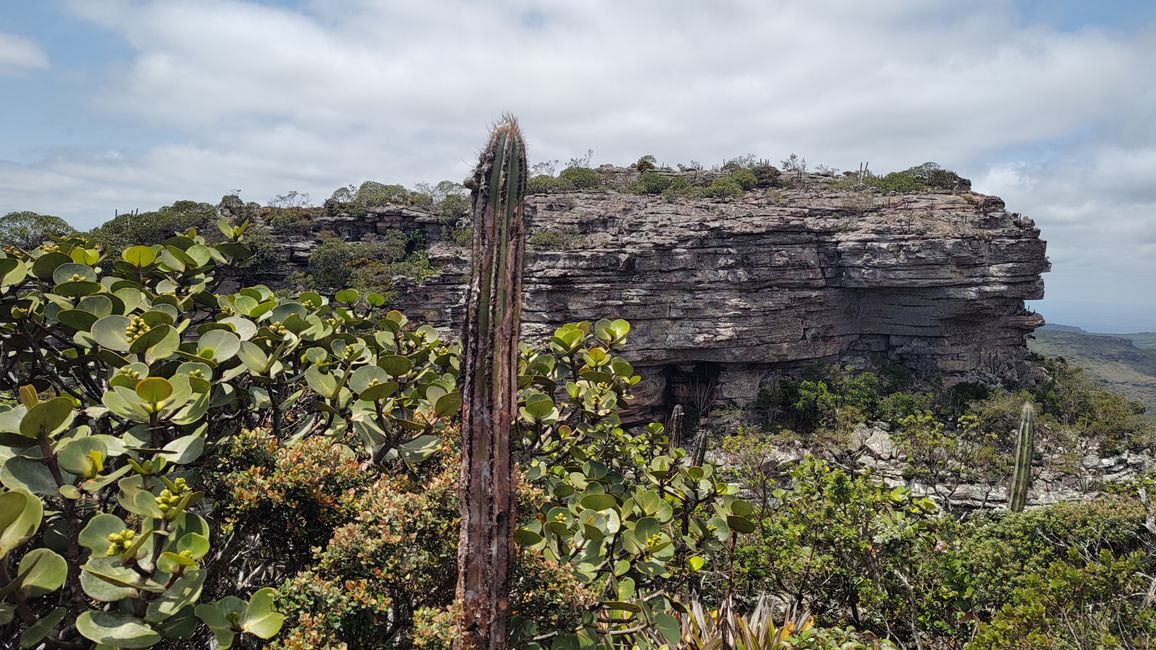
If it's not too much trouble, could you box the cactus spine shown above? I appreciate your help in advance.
[1008,401,1035,513]
[455,118,527,649]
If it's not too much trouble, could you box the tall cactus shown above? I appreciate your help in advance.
[456,118,527,649]
[1008,401,1035,513]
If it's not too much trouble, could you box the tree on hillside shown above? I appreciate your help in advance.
[0,210,75,249]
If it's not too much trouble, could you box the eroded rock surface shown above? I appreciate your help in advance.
[394,187,1048,414]
[270,181,1048,416]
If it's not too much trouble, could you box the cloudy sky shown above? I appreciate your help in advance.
[1,0,1154,332]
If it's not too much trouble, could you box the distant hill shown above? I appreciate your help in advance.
[1119,332,1156,351]
[1031,324,1156,421]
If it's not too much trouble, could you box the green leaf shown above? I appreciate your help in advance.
[19,397,74,439]
[51,262,97,285]
[727,515,756,534]
[0,490,42,558]
[76,510,124,544]
[242,587,286,639]
[161,434,204,465]
[135,377,173,407]
[198,329,241,363]
[30,251,71,280]
[142,325,180,364]
[237,341,269,373]
[398,435,441,466]
[16,548,67,597]
[122,246,158,267]
[76,611,161,647]
[196,597,245,648]
[514,528,543,546]
[1,457,65,496]
[304,366,338,400]
[580,494,618,511]
[91,315,132,352]
[434,391,461,418]
[176,532,210,559]
[0,258,27,287]
[349,365,389,396]
[146,569,206,623]
[19,607,66,649]
[56,436,107,477]
[655,612,680,645]
[380,354,412,377]
[334,288,359,304]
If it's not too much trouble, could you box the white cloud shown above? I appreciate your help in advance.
[0,33,49,74]
[3,0,1155,328]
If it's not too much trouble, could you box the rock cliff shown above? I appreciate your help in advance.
[273,178,1049,417]
[390,188,1045,414]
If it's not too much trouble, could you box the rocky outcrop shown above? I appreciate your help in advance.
[271,178,1049,417]
[394,185,1048,415]
[853,423,1155,510]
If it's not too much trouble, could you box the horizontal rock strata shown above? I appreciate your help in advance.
[274,184,1049,416]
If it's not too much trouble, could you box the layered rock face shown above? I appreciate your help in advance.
[389,185,1049,415]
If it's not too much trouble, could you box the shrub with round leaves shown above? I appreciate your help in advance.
[0,226,460,646]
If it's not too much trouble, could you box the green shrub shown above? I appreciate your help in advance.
[971,549,1156,649]
[558,165,602,190]
[959,498,1149,612]
[1034,357,1154,453]
[89,200,218,256]
[527,174,561,195]
[631,171,674,195]
[728,169,758,191]
[865,171,924,193]
[0,226,754,646]
[702,177,743,199]
[0,211,75,250]
[353,181,418,207]
[750,163,783,188]
[266,208,316,237]
[732,456,940,639]
[527,229,584,251]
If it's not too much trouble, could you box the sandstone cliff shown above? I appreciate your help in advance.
[274,178,1049,416]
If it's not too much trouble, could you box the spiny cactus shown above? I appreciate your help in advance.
[692,425,709,467]
[456,117,527,649]
[1009,401,1035,513]
[668,404,685,451]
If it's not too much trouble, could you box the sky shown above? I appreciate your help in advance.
[1,0,1154,333]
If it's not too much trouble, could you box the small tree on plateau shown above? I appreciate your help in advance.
[456,117,527,649]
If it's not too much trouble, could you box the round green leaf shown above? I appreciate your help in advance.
[580,494,618,511]
[198,329,240,363]
[91,315,132,352]
[51,262,97,286]
[122,246,157,268]
[19,397,74,439]
[0,490,43,557]
[380,354,412,377]
[242,587,286,639]
[135,377,173,406]
[76,611,161,647]
[17,548,67,597]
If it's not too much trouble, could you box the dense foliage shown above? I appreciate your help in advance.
[0,225,765,648]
